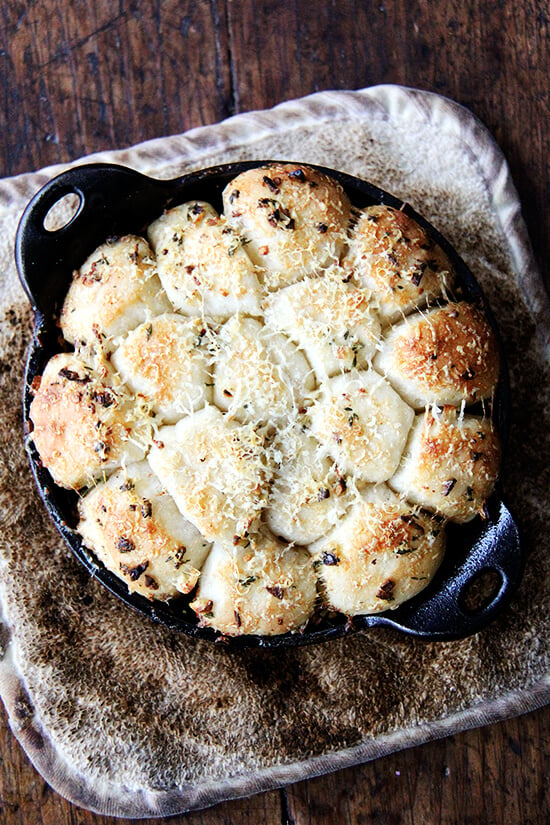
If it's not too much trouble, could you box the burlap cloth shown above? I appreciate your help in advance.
[0,86,548,818]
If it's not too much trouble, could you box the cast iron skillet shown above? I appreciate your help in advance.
[15,160,523,647]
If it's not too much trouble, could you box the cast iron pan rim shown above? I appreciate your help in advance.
[16,159,523,648]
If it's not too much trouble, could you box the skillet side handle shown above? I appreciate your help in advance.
[15,163,174,316]
[363,498,523,641]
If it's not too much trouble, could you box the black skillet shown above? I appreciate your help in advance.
[15,161,523,647]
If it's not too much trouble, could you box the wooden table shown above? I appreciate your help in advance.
[1,2,548,823]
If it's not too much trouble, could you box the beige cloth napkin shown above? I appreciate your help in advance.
[0,86,548,818]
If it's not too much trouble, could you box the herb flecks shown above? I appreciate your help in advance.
[117,536,136,553]
[266,585,284,600]
[442,478,457,496]
[58,368,91,384]
[120,561,149,581]
[262,175,280,192]
[376,579,395,601]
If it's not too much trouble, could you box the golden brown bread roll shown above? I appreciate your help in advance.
[78,462,211,599]
[29,353,149,489]
[61,235,171,344]
[375,301,500,408]
[346,205,454,323]
[111,313,213,423]
[190,531,317,636]
[308,369,414,482]
[389,406,501,522]
[222,162,352,289]
[309,484,446,615]
[148,201,263,317]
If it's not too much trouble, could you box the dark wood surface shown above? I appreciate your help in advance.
[0,1,548,823]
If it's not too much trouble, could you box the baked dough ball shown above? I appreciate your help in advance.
[148,201,262,317]
[148,405,271,543]
[111,314,213,422]
[309,370,414,482]
[264,273,381,380]
[28,353,149,489]
[309,485,446,615]
[265,428,353,544]
[222,163,351,289]
[60,235,171,344]
[374,301,500,408]
[346,205,454,323]
[389,406,501,522]
[78,462,212,599]
[213,315,315,424]
[190,531,317,636]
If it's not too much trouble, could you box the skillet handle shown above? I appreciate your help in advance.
[15,163,175,316]
[364,497,523,640]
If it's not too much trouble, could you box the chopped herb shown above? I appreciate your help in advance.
[351,341,363,368]
[317,487,330,501]
[258,197,278,208]
[90,389,115,408]
[120,561,149,581]
[267,206,295,230]
[239,576,257,587]
[442,478,457,496]
[316,222,328,233]
[322,550,340,566]
[333,476,347,496]
[376,579,395,601]
[93,441,110,458]
[262,175,280,192]
[411,261,427,286]
[140,500,152,519]
[117,536,135,553]
[266,585,284,599]
[58,368,90,383]
[229,189,240,203]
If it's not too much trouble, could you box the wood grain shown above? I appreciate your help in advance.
[0,1,548,823]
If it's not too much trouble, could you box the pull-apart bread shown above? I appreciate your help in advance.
[28,163,501,636]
